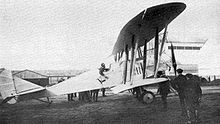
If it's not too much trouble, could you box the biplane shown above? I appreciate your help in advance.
[0,2,186,104]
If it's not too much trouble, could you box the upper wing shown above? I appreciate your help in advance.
[112,2,186,55]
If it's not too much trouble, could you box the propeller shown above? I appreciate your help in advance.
[170,43,177,76]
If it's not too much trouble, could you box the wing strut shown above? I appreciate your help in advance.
[118,51,123,61]
[154,27,159,77]
[137,47,144,75]
[143,40,147,79]
[123,45,128,84]
[137,47,143,57]
[12,77,18,94]
[155,26,168,76]
[114,54,117,62]
[129,35,135,81]
[130,37,139,85]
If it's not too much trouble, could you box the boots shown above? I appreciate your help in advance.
[195,110,200,123]
[186,110,192,124]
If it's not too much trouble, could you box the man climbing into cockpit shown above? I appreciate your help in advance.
[99,63,109,80]
[98,63,110,97]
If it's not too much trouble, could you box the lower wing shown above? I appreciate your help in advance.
[111,77,168,94]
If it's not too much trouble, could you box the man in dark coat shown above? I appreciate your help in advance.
[157,71,171,110]
[185,73,202,124]
[172,68,187,115]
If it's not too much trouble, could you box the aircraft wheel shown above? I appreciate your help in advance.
[141,91,155,104]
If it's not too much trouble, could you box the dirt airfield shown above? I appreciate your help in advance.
[0,87,220,124]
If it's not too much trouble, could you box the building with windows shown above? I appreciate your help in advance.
[163,40,206,75]
[13,69,87,86]
[145,35,207,76]
[13,69,49,87]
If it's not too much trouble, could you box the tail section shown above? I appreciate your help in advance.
[0,68,53,104]
[0,68,17,103]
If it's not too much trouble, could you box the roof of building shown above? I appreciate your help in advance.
[12,69,88,78]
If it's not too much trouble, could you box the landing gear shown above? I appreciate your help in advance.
[140,90,155,104]
[133,87,155,104]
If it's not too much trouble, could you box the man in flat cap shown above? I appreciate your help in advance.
[172,68,187,116]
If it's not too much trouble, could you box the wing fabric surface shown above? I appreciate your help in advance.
[48,70,103,95]
[111,78,168,94]
[48,67,123,95]
[102,63,123,88]
[13,76,45,95]
[112,2,186,55]
[12,77,55,101]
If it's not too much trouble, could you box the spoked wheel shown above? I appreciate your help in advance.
[141,91,155,104]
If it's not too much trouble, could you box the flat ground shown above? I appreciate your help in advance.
[0,86,220,124]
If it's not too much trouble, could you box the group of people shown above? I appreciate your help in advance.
[67,89,106,102]
[57,77,106,103]
[157,68,202,124]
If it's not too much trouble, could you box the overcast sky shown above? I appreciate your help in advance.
[0,0,219,70]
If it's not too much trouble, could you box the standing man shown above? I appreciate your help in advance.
[91,89,99,102]
[157,71,171,110]
[172,68,187,116]
[184,73,202,124]
[99,63,109,97]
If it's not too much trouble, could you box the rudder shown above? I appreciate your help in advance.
[0,68,17,103]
